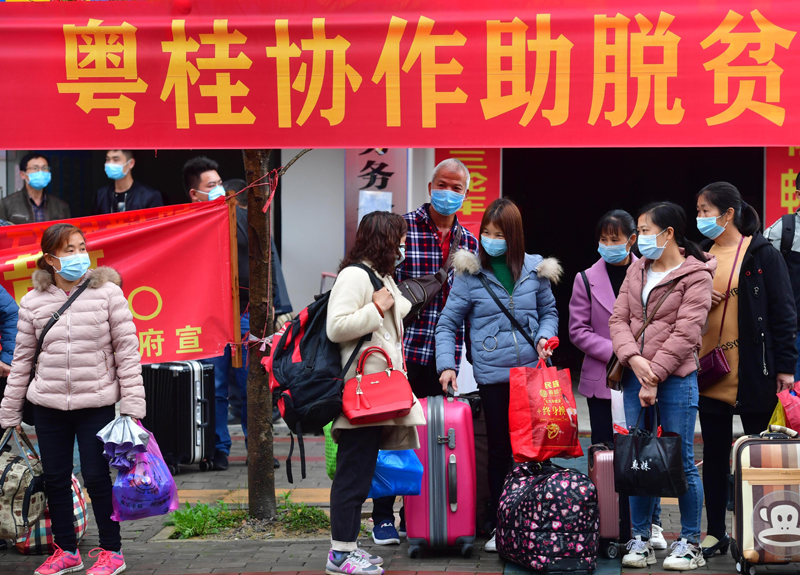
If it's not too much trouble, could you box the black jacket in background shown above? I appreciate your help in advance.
[94,181,163,215]
[700,233,798,414]
[0,189,71,224]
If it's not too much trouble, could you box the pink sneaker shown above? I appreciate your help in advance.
[34,546,84,575]
[85,549,126,575]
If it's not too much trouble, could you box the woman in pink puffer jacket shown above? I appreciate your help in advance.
[0,223,144,575]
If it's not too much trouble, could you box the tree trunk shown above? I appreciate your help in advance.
[242,149,276,520]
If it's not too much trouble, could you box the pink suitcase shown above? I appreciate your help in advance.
[588,444,623,559]
[405,394,476,558]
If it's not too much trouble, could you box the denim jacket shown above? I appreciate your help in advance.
[435,250,562,385]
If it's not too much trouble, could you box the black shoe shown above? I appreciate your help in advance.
[701,533,730,558]
[212,451,229,471]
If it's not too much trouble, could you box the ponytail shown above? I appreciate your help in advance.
[639,201,708,263]
[697,182,761,236]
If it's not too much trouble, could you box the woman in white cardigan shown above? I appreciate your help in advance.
[325,211,425,575]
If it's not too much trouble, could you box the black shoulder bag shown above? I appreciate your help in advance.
[398,225,462,328]
[20,281,91,425]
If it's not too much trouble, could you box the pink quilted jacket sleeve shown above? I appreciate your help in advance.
[106,284,146,419]
[0,298,38,428]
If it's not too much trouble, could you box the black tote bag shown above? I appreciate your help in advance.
[613,403,687,498]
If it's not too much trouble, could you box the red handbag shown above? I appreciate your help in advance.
[342,346,414,425]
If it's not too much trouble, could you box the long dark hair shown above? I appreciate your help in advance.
[638,202,708,263]
[339,211,407,277]
[37,223,86,281]
[696,182,761,236]
[595,209,636,242]
[479,198,525,281]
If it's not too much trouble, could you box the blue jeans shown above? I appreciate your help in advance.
[622,370,703,544]
[795,333,800,382]
[202,313,249,455]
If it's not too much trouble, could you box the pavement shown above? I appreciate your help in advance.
[0,387,791,575]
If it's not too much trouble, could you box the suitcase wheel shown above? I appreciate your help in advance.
[199,460,211,472]
[408,545,421,559]
[168,464,179,476]
[735,561,756,575]
[460,543,473,558]
[605,543,619,559]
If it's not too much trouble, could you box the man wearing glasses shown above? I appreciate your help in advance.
[0,153,71,224]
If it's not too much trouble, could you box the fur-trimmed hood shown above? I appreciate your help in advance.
[31,266,122,292]
[452,249,563,285]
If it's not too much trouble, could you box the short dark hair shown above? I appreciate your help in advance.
[224,179,247,207]
[595,210,636,242]
[479,198,525,281]
[108,150,135,161]
[183,156,219,193]
[19,152,50,173]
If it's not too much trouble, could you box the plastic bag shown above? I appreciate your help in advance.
[509,359,582,462]
[778,383,800,432]
[111,426,179,521]
[611,389,626,433]
[367,450,423,500]
[96,415,149,470]
[770,401,788,428]
[323,422,337,481]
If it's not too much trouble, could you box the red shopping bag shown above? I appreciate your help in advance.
[778,382,800,432]
[509,353,582,463]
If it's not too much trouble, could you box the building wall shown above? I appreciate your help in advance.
[280,148,346,310]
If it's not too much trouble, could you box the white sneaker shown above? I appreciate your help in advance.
[622,536,656,568]
[651,524,668,550]
[663,539,707,571]
[484,531,497,553]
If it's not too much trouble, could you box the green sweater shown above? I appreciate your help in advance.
[490,255,515,294]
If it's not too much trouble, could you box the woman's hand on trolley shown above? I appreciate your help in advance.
[439,369,458,393]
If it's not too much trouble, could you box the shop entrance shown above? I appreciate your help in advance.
[504,147,765,373]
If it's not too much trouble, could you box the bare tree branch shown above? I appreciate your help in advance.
[277,148,312,178]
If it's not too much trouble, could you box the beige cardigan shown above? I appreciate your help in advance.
[326,262,425,450]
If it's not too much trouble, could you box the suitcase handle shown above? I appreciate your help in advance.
[198,397,210,428]
[762,424,798,438]
[448,454,457,512]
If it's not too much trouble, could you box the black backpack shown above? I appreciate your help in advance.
[266,263,383,482]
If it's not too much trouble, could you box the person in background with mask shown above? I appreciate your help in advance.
[94,150,163,215]
[184,156,226,203]
[610,202,715,572]
[372,158,478,546]
[695,183,797,559]
[0,153,70,224]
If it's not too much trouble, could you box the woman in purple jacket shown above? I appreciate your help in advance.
[569,210,637,444]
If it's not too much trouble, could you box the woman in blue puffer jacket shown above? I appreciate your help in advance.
[436,198,562,552]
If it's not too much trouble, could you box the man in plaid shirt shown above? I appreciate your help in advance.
[396,158,479,398]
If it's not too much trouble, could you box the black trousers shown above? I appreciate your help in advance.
[331,426,383,549]
[478,383,513,526]
[699,406,772,539]
[372,358,444,525]
[34,404,121,553]
[586,396,614,446]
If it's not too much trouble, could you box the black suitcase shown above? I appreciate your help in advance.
[141,361,215,474]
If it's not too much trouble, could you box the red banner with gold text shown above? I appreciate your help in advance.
[0,0,799,148]
[0,201,235,363]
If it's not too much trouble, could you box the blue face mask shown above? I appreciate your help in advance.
[638,229,669,261]
[395,246,406,267]
[597,241,630,264]
[430,190,465,216]
[27,171,51,190]
[481,236,507,257]
[104,160,130,180]
[207,185,226,201]
[697,215,728,240]
[53,253,91,282]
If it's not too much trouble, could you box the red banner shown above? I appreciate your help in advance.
[765,147,800,228]
[435,148,501,237]
[0,0,799,148]
[0,201,236,363]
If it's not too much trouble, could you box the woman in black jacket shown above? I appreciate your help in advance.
[695,182,798,559]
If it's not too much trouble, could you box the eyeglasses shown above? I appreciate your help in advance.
[26,166,50,173]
